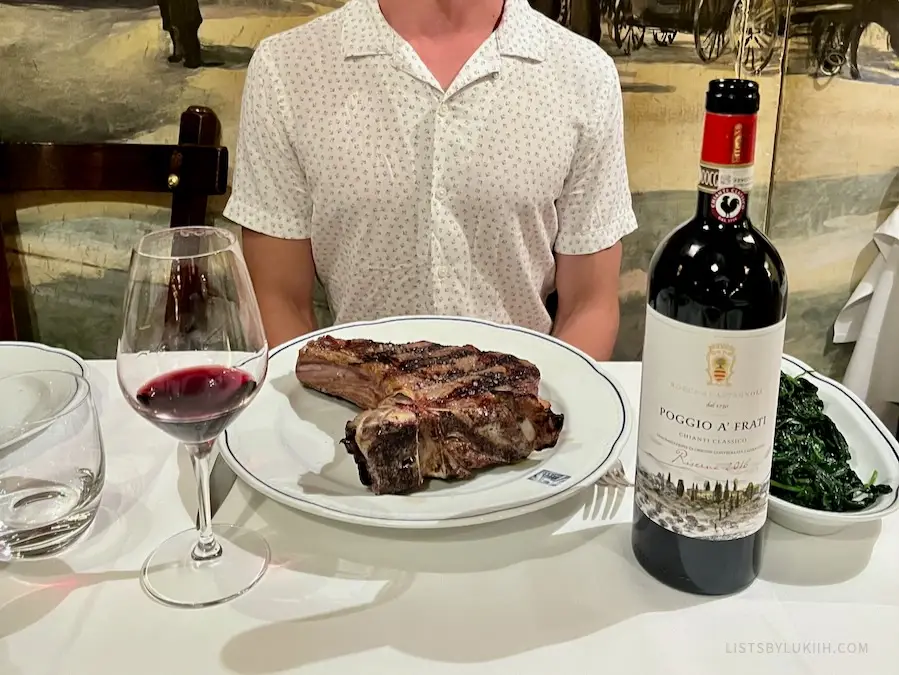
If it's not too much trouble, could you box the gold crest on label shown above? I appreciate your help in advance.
[707,343,736,385]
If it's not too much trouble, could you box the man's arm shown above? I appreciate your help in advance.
[552,242,622,361]
[551,51,636,361]
[223,44,316,347]
[242,229,317,348]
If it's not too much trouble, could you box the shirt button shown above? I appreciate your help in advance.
[435,187,446,200]
[436,106,447,118]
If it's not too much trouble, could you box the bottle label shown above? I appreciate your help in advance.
[634,307,786,541]
[698,112,757,197]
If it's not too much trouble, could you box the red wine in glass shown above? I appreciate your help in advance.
[134,366,258,444]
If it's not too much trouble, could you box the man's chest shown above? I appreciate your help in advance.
[297,66,578,226]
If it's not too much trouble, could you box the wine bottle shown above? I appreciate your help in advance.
[630,79,788,596]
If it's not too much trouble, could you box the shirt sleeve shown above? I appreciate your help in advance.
[223,44,312,240]
[553,54,637,255]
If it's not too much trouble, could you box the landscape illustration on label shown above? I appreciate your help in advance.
[635,458,770,542]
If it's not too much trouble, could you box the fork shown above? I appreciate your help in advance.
[594,458,633,488]
[571,459,633,523]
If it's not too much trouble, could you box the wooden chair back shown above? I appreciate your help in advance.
[0,106,228,341]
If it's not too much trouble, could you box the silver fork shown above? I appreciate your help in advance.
[594,458,633,488]
[579,458,632,522]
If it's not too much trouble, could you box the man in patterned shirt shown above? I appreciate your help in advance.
[224,0,638,360]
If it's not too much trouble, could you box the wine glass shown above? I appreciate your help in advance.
[117,226,269,608]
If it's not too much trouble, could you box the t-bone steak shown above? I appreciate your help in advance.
[294,336,565,495]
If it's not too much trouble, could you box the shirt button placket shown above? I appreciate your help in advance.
[430,100,450,305]
[432,103,448,205]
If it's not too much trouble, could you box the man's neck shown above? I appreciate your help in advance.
[377,0,505,38]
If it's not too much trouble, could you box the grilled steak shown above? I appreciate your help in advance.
[295,336,565,495]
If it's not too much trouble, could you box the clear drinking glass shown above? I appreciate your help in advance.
[116,226,269,608]
[0,370,104,561]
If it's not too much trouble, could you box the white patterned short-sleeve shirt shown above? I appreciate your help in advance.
[224,0,637,334]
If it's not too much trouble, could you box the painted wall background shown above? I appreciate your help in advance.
[1,0,897,377]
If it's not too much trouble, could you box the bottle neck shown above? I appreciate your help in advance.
[695,110,758,226]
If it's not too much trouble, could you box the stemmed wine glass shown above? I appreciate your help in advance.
[117,226,269,608]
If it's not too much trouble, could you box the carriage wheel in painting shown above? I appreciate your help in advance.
[694,0,730,63]
[729,0,780,75]
[816,22,847,77]
[653,29,677,46]
[598,0,617,38]
[612,3,646,55]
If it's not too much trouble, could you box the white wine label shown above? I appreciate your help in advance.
[698,162,754,194]
[635,307,786,541]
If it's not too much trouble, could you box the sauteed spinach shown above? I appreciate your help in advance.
[770,372,893,512]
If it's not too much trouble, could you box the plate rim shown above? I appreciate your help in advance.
[0,341,87,378]
[222,438,626,529]
[771,354,899,520]
[222,314,633,528]
[0,342,89,451]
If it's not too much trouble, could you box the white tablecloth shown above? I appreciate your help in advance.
[1,361,897,675]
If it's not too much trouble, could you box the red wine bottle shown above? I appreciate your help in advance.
[631,79,788,596]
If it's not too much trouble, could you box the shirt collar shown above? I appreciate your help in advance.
[341,0,394,58]
[341,0,547,62]
[495,0,547,62]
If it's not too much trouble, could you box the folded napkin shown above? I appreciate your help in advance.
[834,207,899,430]
[834,207,898,343]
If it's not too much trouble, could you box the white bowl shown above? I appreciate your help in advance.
[767,355,899,536]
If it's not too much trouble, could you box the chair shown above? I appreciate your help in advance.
[0,106,229,341]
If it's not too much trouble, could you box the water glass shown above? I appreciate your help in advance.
[0,370,105,561]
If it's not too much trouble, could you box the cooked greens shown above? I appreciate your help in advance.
[770,371,893,512]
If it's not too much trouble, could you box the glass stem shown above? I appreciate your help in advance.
[188,440,222,562]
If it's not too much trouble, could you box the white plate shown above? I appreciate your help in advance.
[222,315,633,529]
[767,355,899,536]
[0,342,88,450]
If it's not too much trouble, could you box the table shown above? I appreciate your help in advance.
[1,361,897,675]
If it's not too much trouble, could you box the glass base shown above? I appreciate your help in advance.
[140,524,269,608]
[0,502,98,562]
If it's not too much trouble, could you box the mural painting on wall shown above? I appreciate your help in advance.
[0,0,338,144]
[1,0,895,146]
[532,0,897,84]
[0,0,897,369]
[529,0,897,375]
[0,0,342,360]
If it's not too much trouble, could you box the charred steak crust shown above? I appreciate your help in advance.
[296,336,565,495]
